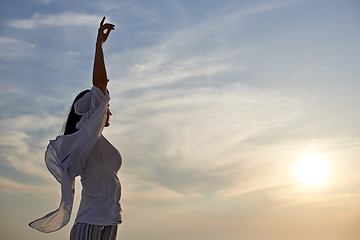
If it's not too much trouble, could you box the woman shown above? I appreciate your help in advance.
[29,17,122,240]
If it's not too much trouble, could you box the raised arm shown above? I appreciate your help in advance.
[93,17,115,94]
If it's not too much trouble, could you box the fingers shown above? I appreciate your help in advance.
[102,23,115,31]
[99,17,115,31]
[98,17,115,44]
[102,28,114,43]
[99,23,115,38]
[103,30,109,43]
[101,24,115,42]
[100,16,105,27]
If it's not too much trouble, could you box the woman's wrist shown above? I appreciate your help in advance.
[96,38,103,48]
[96,29,104,46]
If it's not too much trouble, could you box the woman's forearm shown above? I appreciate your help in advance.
[92,17,114,94]
[92,43,108,94]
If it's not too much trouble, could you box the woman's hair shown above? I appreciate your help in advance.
[63,89,91,135]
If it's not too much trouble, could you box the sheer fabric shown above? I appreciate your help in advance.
[29,87,110,233]
[74,135,122,226]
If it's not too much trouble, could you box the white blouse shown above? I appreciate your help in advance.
[29,86,122,233]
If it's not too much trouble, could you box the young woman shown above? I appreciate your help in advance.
[29,17,122,240]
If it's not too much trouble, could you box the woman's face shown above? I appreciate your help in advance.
[105,108,112,127]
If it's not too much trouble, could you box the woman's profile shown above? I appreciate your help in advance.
[29,17,122,240]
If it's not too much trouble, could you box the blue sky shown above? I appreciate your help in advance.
[1,0,360,239]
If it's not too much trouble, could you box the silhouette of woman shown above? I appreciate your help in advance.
[29,17,122,240]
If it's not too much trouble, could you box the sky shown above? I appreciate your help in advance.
[0,0,360,239]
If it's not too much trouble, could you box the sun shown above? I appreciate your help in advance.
[294,154,329,187]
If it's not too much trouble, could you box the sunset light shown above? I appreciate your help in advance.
[1,0,359,239]
[294,154,329,187]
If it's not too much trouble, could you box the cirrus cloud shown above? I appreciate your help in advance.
[6,12,102,30]
[0,37,35,60]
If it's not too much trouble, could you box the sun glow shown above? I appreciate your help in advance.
[294,154,329,187]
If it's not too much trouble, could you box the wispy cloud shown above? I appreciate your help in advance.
[32,0,54,5]
[0,176,50,193]
[6,12,102,30]
[106,78,305,197]
[0,114,63,178]
[101,0,360,206]
[107,0,302,93]
[0,37,35,60]
[99,0,310,201]
[229,0,302,17]
[1,0,360,239]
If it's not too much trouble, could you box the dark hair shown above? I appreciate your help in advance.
[64,89,91,135]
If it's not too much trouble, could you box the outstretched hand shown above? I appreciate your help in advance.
[97,17,115,46]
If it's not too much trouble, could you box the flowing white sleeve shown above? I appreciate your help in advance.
[29,86,110,233]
